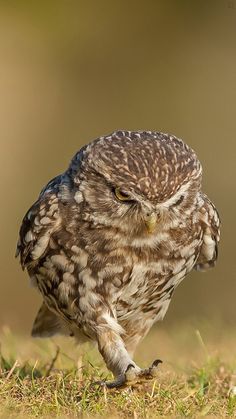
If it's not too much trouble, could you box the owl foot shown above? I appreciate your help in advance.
[124,358,162,385]
[96,359,162,389]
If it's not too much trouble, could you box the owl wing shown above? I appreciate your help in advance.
[16,176,62,270]
[194,194,220,271]
[31,302,71,337]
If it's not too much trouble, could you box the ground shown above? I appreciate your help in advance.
[0,323,236,418]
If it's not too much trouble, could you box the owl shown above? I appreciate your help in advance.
[16,131,220,387]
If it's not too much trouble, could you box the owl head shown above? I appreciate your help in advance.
[70,131,202,237]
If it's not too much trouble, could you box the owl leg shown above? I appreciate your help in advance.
[96,327,141,388]
[95,319,162,388]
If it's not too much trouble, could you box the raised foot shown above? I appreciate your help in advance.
[96,359,162,389]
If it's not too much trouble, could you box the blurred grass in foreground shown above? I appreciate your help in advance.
[0,325,236,417]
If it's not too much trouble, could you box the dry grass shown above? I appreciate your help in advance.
[0,324,236,418]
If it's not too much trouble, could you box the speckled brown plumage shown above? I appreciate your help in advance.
[16,130,220,387]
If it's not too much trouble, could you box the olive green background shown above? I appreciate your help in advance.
[0,1,235,333]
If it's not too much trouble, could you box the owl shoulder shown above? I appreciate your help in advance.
[194,193,220,271]
[16,175,64,269]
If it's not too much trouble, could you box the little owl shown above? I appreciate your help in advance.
[16,131,220,387]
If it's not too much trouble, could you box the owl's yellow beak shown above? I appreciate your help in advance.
[145,213,157,234]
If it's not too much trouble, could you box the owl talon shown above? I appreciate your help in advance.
[95,365,138,389]
[150,359,163,378]
[125,364,137,382]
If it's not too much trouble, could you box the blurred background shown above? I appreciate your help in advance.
[0,0,235,336]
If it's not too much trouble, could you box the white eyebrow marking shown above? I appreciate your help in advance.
[160,182,190,208]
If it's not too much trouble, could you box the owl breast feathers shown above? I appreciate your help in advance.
[16,130,220,387]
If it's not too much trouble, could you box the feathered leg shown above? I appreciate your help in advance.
[95,315,161,388]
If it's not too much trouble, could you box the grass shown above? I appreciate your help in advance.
[0,324,236,418]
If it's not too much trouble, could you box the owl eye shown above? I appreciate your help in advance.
[114,188,132,202]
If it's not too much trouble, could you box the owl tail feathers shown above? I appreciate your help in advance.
[31,303,71,338]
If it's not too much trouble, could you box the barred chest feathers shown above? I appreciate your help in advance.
[33,206,203,339]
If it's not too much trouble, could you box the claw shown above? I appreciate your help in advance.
[125,364,136,381]
[150,359,162,378]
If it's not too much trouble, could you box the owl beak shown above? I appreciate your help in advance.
[144,212,157,234]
